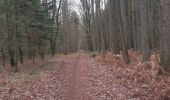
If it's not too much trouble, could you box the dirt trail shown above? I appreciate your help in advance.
[66,54,80,100]
[0,53,133,100]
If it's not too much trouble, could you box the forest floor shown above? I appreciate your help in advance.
[0,51,170,100]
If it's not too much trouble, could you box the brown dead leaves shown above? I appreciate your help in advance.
[95,51,170,100]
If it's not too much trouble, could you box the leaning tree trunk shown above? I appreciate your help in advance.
[116,0,130,64]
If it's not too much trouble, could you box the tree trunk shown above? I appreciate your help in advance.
[1,47,5,67]
[109,0,120,54]
[160,0,170,71]
[140,0,150,62]
[18,47,23,64]
[116,0,130,64]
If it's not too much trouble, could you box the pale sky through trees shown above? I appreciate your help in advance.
[67,0,82,16]
[68,0,106,16]
[69,0,81,12]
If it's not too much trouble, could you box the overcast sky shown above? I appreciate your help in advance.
[68,0,107,13]
[68,0,81,15]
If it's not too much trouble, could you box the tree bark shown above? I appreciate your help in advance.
[140,0,150,62]
[1,47,5,67]
[116,0,130,64]
[160,0,170,71]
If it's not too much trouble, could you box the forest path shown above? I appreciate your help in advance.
[1,53,131,100]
